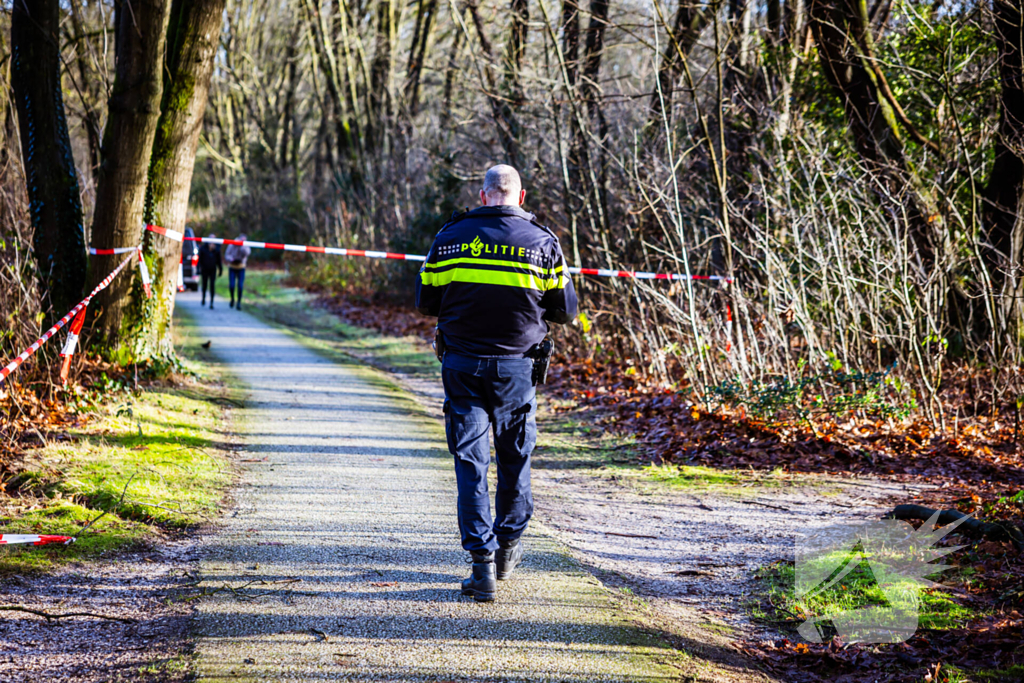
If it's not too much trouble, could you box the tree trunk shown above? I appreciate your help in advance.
[68,0,103,188]
[302,0,363,191]
[578,0,611,250]
[278,21,302,173]
[808,0,937,266]
[368,0,395,153]
[986,0,1024,340]
[405,0,438,119]
[441,20,463,130]
[503,0,530,108]
[562,0,580,90]
[774,0,807,137]
[562,0,583,241]
[134,0,226,359]
[585,0,610,208]
[10,0,88,319]
[646,1,713,132]
[88,0,173,354]
[466,0,521,165]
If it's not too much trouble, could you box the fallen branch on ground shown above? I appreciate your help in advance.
[741,500,789,512]
[175,390,244,408]
[884,504,1024,551]
[0,605,136,623]
[605,531,659,539]
[77,472,138,536]
[547,439,633,451]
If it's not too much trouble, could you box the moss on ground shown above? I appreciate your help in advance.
[0,309,235,573]
[752,557,982,632]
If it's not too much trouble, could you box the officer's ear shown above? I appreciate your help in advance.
[518,189,526,206]
[480,189,488,206]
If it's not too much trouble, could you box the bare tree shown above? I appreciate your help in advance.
[986,0,1024,344]
[88,0,173,353]
[10,0,87,319]
[135,0,228,358]
[646,1,714,132]
[808,0,940,266]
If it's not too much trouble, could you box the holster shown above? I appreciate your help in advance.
[433,328,446,363]
[525,338,554,385]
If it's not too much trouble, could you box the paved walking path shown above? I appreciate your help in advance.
[177,292,680,682]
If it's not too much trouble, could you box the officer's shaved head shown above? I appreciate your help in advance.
[482,165,523,206]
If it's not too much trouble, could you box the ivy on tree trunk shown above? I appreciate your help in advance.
[138,0,228,360]
[88,0,173,359]
[10,0,87,319]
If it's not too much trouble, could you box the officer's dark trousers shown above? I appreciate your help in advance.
[442,354,536,554]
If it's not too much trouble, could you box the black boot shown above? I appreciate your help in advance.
[236,290,242,311]
[496,539,524,580]
[229,289,235,308]
[461,551,496,602]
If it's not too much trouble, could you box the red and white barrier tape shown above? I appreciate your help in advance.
[0,251,136,385]
[143,224,731,283]
[138,248,153,298]
[89,246,139,255]
[59,307,88,387]
[0,534,75,546]
[569,267,729,282]
[146,224,425,263]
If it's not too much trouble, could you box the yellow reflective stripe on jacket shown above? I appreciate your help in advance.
[425,256,552,278]
[420,267,551,291]
[549,263,569,290]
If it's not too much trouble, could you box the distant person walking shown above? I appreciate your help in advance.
[198,237,223,309]
[224,234,251,310]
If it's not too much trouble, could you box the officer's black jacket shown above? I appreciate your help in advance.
[415,204,579,357]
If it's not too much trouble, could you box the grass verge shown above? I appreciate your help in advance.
[0,309,236,573]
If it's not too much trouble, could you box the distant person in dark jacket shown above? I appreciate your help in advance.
[224,233,252,310]
[198,237,223,309]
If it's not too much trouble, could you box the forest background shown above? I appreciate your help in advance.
[2,0,1024,436]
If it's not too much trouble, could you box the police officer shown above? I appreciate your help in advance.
[415,165,578,602]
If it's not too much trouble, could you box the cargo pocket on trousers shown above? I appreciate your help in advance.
[443,400,455,454]
[494,411,537,459]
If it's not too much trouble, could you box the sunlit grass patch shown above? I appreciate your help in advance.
[752,557,980,633]
[642,463,748,488]
[0,501,146,573]
[975,664,1024,681]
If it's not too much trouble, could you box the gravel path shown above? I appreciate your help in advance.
[177,292,681,682]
